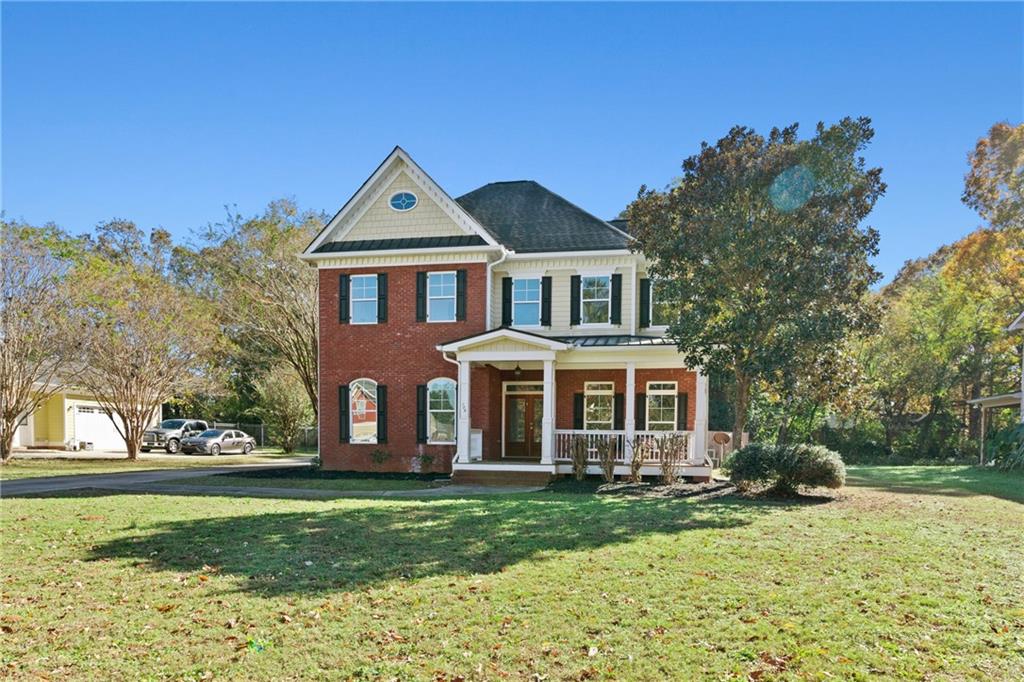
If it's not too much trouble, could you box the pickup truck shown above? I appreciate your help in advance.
[142,419,209,454]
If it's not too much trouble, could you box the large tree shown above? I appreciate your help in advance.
[72,221,220,459]
[0,222,83,461]
[963,122,1023,231]
[181,200,323,418]
[628,118,884,446]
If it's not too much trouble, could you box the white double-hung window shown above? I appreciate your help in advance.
[584,381,615,431]
[580,275,611,324]
[646,381,678,431]
[427,272,457,322]
[350,275,378,324]
[512,278,541,326]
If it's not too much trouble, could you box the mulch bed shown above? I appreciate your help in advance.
[596,479,736,499]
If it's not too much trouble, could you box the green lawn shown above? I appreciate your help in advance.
[2,468,1022,680]
[0,450,311,481]
[185,474,439,492]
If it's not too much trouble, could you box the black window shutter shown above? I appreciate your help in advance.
[541,276,552,327]
[376,385,388,443]
[456,269,467,321]
[639,278,651,328]
[610,273,623,325]
[415,272,427,322]
[501,277,513,326]
[614,393,625,430]
[338,384,350,443]
[635,393,647,430]
[678,392,689,430]
[416,385,428,443]
[377,273,388,323]
[573,393,584,429]
[570,275,582,326]
[338,274,350,324]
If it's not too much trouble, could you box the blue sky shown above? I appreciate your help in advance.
[3,2,1021,280]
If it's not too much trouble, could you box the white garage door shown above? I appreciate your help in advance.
[73,406,126,451]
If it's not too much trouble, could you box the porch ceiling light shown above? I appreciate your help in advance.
[514,363,523,378]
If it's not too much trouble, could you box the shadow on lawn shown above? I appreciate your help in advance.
[86,494,769,595]
[846,466,1024,504]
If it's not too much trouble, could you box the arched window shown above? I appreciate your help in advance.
[349,378,378,444]
[427,378,456,444]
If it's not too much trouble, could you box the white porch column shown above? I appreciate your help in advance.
[456,360,472,464]
[624,361,636,462]
[541,359,555,464]
[693,369,709,464]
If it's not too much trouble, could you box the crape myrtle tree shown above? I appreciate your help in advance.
[180,200,323,419]
[72,221,220,459]
[627,118,884,447]
[0,221,84,462]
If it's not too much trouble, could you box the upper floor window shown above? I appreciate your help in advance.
[580,275,611,324]
[427,272,457,322]
[584,381,614,431]
[350,275,378,324]
[389,191,418,212]
[427,378,457,444]
[650,284,675,327]
[349,378,378,444]
[646,381,678,431]
[513,278,541,326]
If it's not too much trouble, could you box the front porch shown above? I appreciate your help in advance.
[437,328,713,483]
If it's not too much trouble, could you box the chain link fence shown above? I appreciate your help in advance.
[212,423,318,449]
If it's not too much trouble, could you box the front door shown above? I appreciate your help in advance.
[505,394,543,459]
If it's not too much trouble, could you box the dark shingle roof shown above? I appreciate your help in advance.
[314,235,487,253]
[607,218,629,234]
[455,181,631,253]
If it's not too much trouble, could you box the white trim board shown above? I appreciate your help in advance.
[304,146,500,255]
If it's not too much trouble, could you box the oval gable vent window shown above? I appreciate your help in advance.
[389,192,418,212]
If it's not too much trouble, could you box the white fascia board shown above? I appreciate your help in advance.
[504,249,634,260]
[437,328,571,352]
[298,246,498,263]
[304,146,500,255]
[1008,310,1024,331]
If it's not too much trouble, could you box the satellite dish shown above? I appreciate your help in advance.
[712,432,732,445]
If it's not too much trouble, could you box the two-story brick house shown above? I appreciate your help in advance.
[301,147,711,484]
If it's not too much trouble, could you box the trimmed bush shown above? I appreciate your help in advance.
[724,443,846,495]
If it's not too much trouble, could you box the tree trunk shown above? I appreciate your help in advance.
[732,373,752,452]
[0,422,15,463]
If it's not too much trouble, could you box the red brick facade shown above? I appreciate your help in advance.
[318,262,487,472]
[319,264,697,472]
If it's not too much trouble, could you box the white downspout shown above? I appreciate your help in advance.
[486,247,512,330]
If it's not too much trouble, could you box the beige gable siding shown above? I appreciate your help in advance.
[490,256,635,336]
[460,338,553,354]
[344,171,467,242]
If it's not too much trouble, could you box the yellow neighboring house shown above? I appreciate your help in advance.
[13,385,160,452]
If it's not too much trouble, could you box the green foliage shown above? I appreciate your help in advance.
[987,423,1024,471]
[628,118,883,443]
[963,122,1024,231]
[253,367,313,454]
[724,443,846,495]
[369,448,391,468]
[416,453,436,472]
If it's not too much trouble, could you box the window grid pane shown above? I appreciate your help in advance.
[427,379,457,443]
[350,379,378,444]
[427,273,457,322]
[580,275,611,324]
[350,275,378,324]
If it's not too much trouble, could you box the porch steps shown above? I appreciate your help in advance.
[451,469,553,487]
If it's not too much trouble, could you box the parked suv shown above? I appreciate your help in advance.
[142,419,209,454]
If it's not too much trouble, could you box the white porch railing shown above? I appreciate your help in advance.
[553,430,627,463]
[553,429,697,463]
